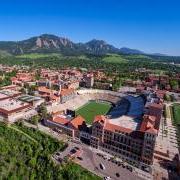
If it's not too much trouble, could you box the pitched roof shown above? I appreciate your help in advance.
[93,115,107,123]
[60,88,75,96]
[50,94,59,100]
[156,90,167,99]
[140,103,163,134]
[145,127,158,134]
[69,115,85,129]
[38,86,53,94]
[53,116,69,125]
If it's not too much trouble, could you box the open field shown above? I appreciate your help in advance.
[102,54,127,63]
[0,122,100,180]
[171,104,180,146]
[76,101,112,124]
[0,52,179,74]
[171,104,180,125]
[16,53,61,59]
[125,54,153,60]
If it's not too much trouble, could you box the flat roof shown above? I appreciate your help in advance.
[0,89,20,97]
[0,93,8,99]
[18,95,43,102]
[108,115,141,131]
[0,98,29,112]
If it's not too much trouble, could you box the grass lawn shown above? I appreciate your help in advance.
[172,104,180,125]
[16,53,61,59]
[76,101,112,124]
[171,104,180,146]
[102,54,127,64]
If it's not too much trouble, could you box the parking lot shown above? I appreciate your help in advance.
[52,142,83,163]
[81,148,143,180]
[52,139,143,180]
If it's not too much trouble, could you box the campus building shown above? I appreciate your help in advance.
[0,98,31,123]
[42,88,163,172]
[90,98,163,172]
[84,73,94,88]
[0,89,45,123]
[60,88,75,103]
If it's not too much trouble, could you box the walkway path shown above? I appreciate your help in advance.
[23,121,68,142]
[8,125,38,143]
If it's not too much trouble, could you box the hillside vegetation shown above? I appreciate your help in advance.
[102,54,127,63]
[0,122,100,180]
[16,53,62,59]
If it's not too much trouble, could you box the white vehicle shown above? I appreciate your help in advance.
[104,176,111,180]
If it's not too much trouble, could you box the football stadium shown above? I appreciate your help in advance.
[45,88,163,173]
[75,101,112,124]
[49,89,142,125]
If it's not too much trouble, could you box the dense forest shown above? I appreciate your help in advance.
[0,53,180,73]
[0,122,101,180]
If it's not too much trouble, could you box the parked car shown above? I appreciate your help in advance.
[104,176,111,180]
[122,164,126,168]
[99,163,106,170]
[77,156,83,160]
[115,173,120,177]
[74,146,80,150]
[55,152,60,156]
[126,166,133,172]
[97,153,104,157]
[70,149,77,154]
[117,162,122,166]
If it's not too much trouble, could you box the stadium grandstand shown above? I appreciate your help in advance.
[49,89,145,124]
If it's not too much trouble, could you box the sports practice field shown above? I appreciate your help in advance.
[76,101,112,124]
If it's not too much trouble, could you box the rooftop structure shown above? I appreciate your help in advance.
[18,95,43,103]
[0,98,29,112]
[18,95,45,107]
[0,93,8,100]
[0,89,21,97]
[108,115,141,131]
[0,89,21,100]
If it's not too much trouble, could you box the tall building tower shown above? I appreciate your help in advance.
[85,74,94,88]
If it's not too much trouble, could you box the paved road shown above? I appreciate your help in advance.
[24,121,69,142]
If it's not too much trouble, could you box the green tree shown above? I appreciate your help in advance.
[37,104,48,119]
[30,115,40,125]
[170,79,179,90]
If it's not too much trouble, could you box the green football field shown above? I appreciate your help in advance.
[75,101,112,124]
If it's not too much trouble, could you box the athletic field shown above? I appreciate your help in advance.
[76,101,112,124]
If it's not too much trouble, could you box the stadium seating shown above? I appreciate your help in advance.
[51,89,144,120]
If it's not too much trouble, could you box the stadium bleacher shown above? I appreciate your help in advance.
[51,89,145,122]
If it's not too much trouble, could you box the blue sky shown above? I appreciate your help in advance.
[0,0,180,55]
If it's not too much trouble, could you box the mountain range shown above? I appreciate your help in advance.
[0,34,158,56]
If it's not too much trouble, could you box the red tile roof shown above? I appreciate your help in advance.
[53,116,69,125]
[38,86,53,94]
[145,127,158,134]
[93,115,107,123]
[140,103,163,134]
[50,94,59,100]
[156,90,167,99]
[69,115,85,129]
[60,88,75,96]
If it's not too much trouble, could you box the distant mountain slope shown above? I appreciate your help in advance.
[0,50,12,57]
[119,47,144,55]
[0,34,146,55]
